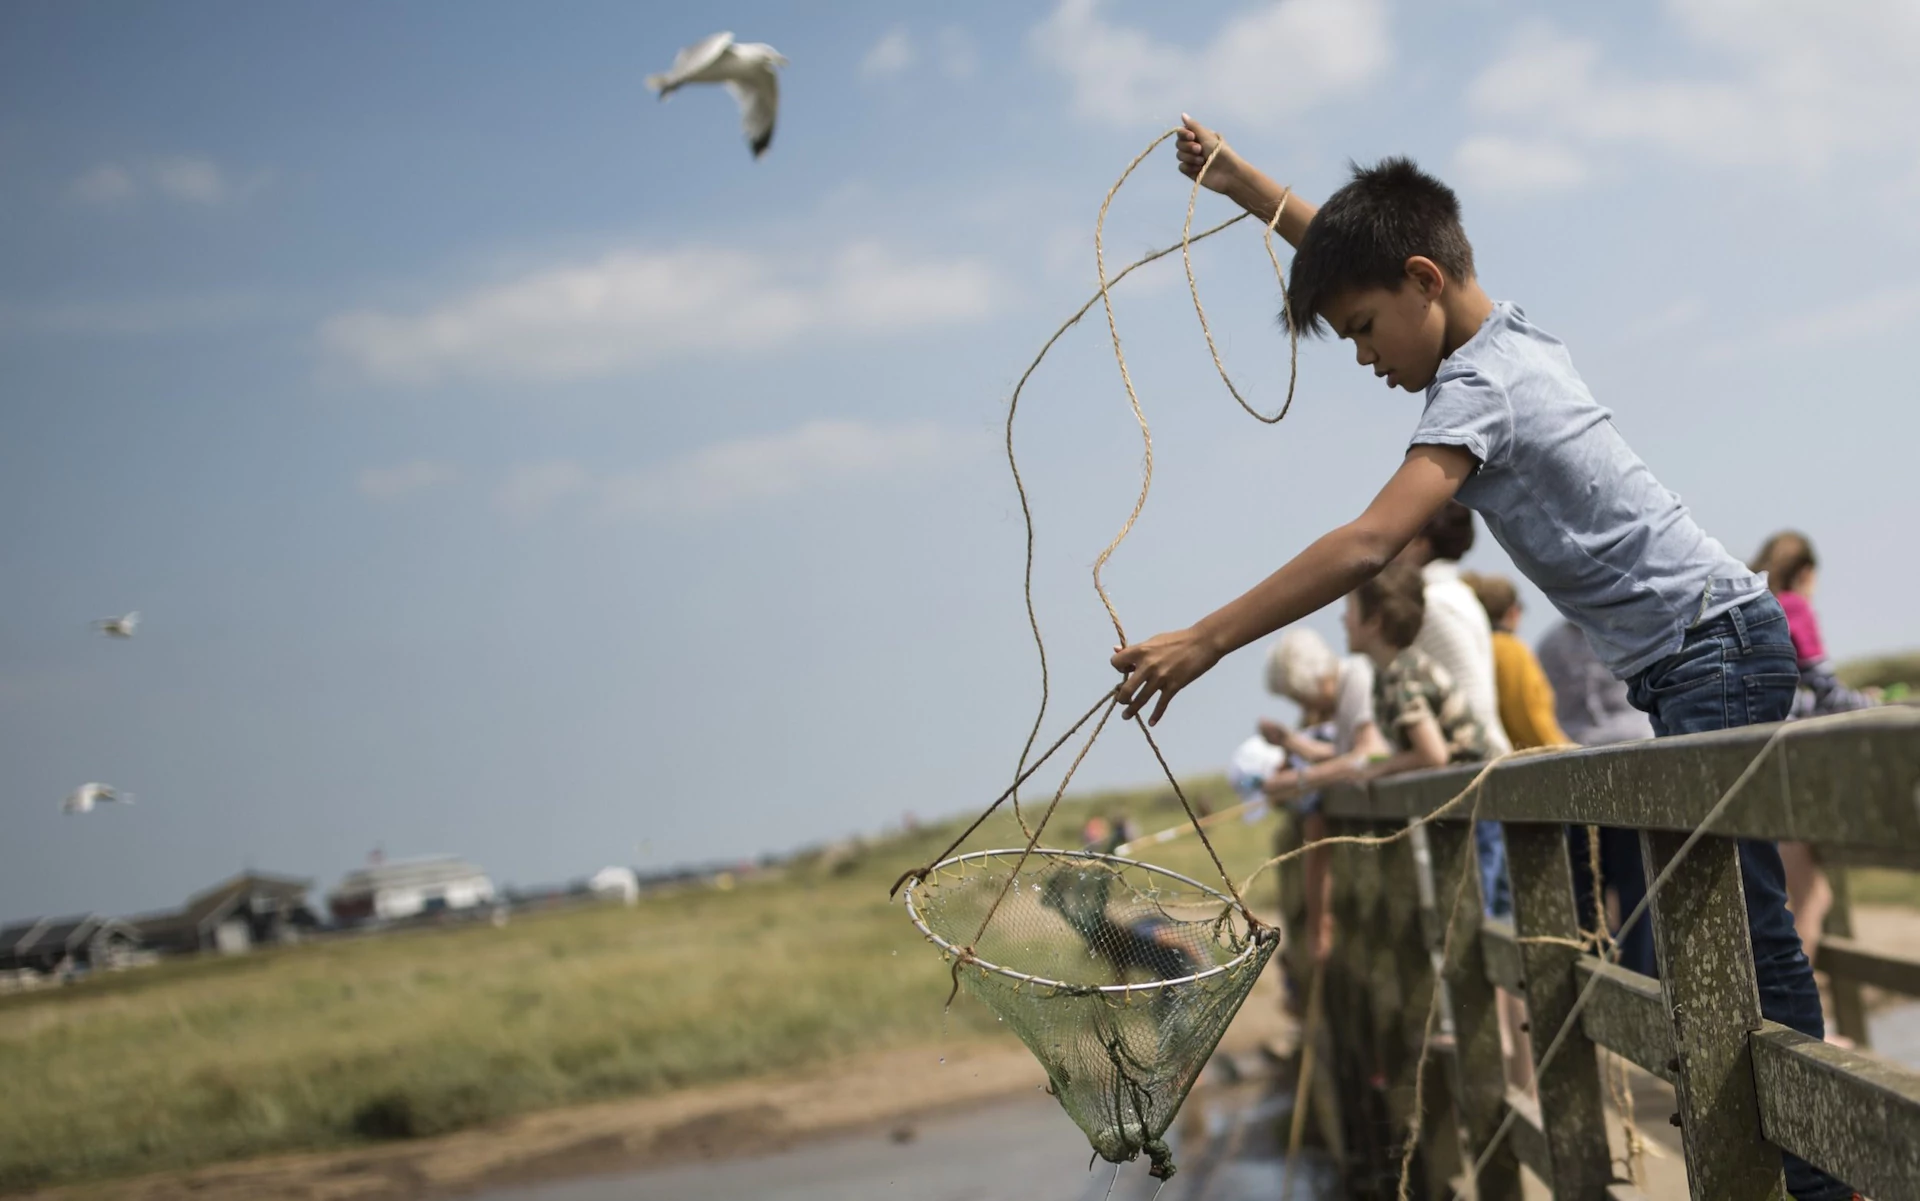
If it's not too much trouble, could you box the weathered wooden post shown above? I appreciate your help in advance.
[1822,862,1869,1047]
[1321,817,1415,1198]
[1641,831,1789,1200]
[1378,825,1462,1198]
[1427,819,1522,1201]
[1506,822,1614,1197]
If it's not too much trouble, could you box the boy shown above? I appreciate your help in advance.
[1109,117,1843,1199]
[1338,565,1512,922]
[1343,563,1532,1091]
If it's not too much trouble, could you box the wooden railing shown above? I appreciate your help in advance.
[1292,705,1920,1200]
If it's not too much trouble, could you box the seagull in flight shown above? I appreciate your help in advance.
[95,611,140,639]
[64,783,134,814]
[646,31,788,159]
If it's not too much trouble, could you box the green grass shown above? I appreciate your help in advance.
[1836,649,1920,693]
[0,776,1277,1193]
[1845,868,1920,910]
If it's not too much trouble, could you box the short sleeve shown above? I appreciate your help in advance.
[1777,592,1826,664]
[1391,684,1435,729]
[1411,367,1512,469]
[1379,659,1436,732]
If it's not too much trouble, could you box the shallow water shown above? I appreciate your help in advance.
[473,1070,1333,1201]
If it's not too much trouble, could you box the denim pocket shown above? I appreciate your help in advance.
[1742,672,1801,726]
[1640,642,1725,695]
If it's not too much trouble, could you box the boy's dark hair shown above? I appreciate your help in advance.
[1463,571,1518,628]
[1285,157,1476,336]
[1752,530,1816,594]
[1355,562,1427,650]
[1422,500,1476,562]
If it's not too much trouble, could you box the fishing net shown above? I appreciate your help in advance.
[904,848,1280,1178]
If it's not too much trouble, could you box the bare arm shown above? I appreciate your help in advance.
[1112,445,1475,723]
[1259,718,1337,762]
[1269,720,1395,798]
[1361,714,1450,780]
[1175,115,1317,248]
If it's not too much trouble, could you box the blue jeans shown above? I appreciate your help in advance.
[1618,593,1849,1201]
[1476,820,1512,920]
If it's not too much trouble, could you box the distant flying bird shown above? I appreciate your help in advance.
[95,611,139,639]
[646,31,788,159]
[64,783,133,814]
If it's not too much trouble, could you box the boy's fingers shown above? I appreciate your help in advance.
[1148,689,1174,726]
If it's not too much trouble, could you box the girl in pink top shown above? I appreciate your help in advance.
[1753,531,1874,715]
[1752,531,1875,1014]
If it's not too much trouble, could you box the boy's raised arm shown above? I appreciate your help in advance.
[1176,114,1317,249]
[1111,445,1475,724]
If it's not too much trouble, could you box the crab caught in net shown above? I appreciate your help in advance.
[903,849,1279,1179]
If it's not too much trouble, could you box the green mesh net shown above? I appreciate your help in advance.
[904,849,1279,1179]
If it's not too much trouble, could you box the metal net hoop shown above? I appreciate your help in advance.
[902,848,1272,992]
[902,847,1279,1179]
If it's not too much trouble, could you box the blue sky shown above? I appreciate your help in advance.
[4,0,1917,920]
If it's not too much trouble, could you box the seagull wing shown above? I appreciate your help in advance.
[648,31,734,92]
[726,68,780,158]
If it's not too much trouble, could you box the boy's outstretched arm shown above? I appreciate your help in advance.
[1176,114,1317,249]
[1111,445,1475,724]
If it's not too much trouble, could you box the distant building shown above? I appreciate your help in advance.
[328,856,494,926]
[0,914,142,975]
[131,871,320,956]
[587,866,639,905]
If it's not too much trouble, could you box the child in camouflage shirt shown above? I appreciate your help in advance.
[1345,563,1509,919]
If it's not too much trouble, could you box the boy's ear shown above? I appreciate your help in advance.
[1404,256,1445,299]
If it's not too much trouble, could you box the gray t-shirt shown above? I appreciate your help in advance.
[1410,302,1766,679]
[1535,620,1653,747]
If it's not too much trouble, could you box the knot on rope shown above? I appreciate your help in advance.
[1145,1137,1177,1180]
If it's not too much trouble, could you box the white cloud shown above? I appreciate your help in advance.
[323,241,996,386]
[1032,0,1389,129]
[1460,3,1920,176]
[152,157,269,206]
[937,27,978,80]
[600,420,962,519]
[70,164,134,205]
[1451,135,1589,197]
[494,422,971,524]
[496,461,595,523]
[66,157,269,208]
[1701,281,1920,361]
[357,461,458,501]
[862,28,915,77]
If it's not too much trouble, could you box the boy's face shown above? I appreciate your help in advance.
[1321,262,1449,392]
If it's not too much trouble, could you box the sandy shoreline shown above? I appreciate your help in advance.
[32,976,1291,1201]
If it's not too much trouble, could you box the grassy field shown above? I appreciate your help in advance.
[1836,649,1920,692]
[0,776,1274,1193]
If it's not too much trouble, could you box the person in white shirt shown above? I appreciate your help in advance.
[1399,501,1511,754]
